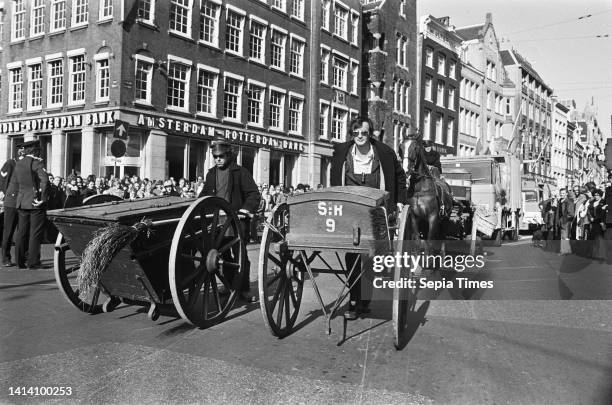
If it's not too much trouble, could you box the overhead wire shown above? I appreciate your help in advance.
[507,9,612,35]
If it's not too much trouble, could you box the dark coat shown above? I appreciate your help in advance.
[201,162,261,213]
[15,155,49,210]
[605,186,612,224]
[423,148,442,173]
[555,197,575,231]
[0,158,18,208]
[330,139,407,205]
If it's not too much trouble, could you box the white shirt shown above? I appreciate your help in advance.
[352,144,374,174]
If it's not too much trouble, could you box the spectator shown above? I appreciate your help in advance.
[163,180,180,196]
[80,180,97,200]
[589,189,607,260]
[555,188,574,256]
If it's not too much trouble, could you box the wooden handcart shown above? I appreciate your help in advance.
[257,186,420,348]
[48,195,248,328]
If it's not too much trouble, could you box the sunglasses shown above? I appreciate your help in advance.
[352,130,369,137]
[213,154,227,159]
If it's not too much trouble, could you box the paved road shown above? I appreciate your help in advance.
[0,241,611,404]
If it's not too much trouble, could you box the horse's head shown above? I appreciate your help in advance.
[402,139,430,179]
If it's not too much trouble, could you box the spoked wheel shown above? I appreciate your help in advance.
[393,206,420,349]
[169,196,245,328]
[54,233,116,314]
[258,203,304,338]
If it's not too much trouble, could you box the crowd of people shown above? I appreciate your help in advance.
[536,178,612,261]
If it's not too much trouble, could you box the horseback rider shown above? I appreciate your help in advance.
[422,140,442,178]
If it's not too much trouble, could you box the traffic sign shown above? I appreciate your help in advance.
[110,139,127,158]
[114,120,129,139]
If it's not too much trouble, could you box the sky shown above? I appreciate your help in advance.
[417,0,612,138]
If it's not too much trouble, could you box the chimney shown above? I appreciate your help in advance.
[486,12,492,24]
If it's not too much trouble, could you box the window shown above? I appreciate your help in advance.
[270,29,287,70]
[48,59,63,107]
[447,118,454,146]
[320,48,330,83]
[350,13,359,45]
[435,114,443,143]
[400,0,406,17]
[448,87,455,110]
[271,0,286,13]
[99,0,113,20]
[332,57,348,91]
[393,80,399,112]
[12,0,26,41]
[31,0,45,36]
[423,109,431,140]
[72,0,89,27]
[8,67,23,112]
[226,10,244,55]
[28,64,43,110]
[350,62,359,95]
[196,67,218,115]
[223,75,243,121]
[289,37,304,76]
[288,95,303,134]
[167,58,191,111]
[486,91,492,110]
[51,0,66,32]
[247,83,264,125]
[269,90,285,130]
[249,20,266,63]
[170,0,192,37]
[199,1,220,46]
[331,107,347,140]
[424,76,432,101]
[321,0,331,30]
[425,47,433,68]
[137,0,155,23]
[402,83,410,114]
[437,54,446,76]
[134,56,153,104]
[333,3,348,40]
[291,0,304,20]
[449,61,456,79]
[397,37,405,66]
[69,54,86,105]
[320,102,330,138]
[95,58,110,102]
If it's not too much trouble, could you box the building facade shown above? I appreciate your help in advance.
[552,102,569,189]
[361,0,418,153]
[0,0,363,188]
[500,48,556,190]
[417,15,461,155]
[456,13,512,157]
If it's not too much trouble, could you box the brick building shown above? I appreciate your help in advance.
[0,0,362,187]
[361,0,417,153]
[455,13,512,157]
[417,14,461,156]
[500,48,556,190]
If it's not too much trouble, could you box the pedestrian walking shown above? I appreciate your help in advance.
[588,189,607,261]
[14,140,49,269]
[200,140,261,302]
[330,115,406,320]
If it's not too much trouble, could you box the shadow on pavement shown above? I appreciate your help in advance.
[0,277,57,290]
[394,300,431,351]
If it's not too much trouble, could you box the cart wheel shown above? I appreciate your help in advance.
[393,206,420,349]
[53,233,109,314]
[102,297,121,313]
[258,203,304,338]
[169,196,244,328]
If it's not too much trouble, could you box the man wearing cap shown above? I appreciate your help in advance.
[14,140,49,269]
[0,143,26,267]
[200,140,261,302]
[330,116,407,320]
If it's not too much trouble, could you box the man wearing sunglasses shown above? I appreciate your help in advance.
[200,140,261,302]
[330,116,407,320]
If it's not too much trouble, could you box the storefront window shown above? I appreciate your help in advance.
[66,131,82,176]
[166,135,187,181]
[102,130,143,179]
[189,139,207,180]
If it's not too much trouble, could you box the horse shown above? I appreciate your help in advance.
[400,139,453,264]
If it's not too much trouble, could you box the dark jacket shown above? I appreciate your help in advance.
[15,155,49,210]
[555,197,575,231]
[423,148,442,173]
[201,162,261,213]
[330,139,407,205]
[605,186,612,224]
[0,158,19,208]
